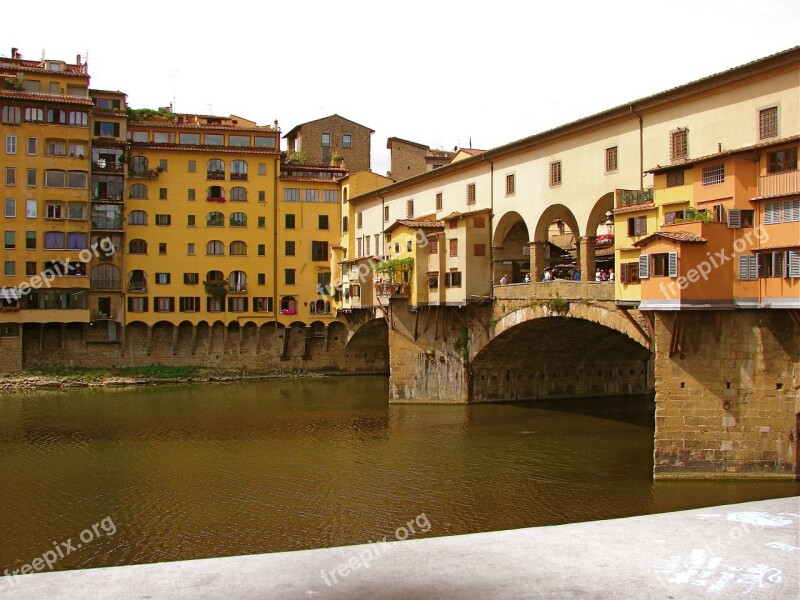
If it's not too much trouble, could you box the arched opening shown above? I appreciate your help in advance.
[128,239,147,254]
[280,296,297,315]
[533,204,581,281]
[128,269,147,291]
[130,156,148,176]
[229,270,247,293]
[207,159,225,180]
[345,318,389,372]
[206,211,224,227]
[206,186,225,202]
[230,160,248,181]
[580,192,617,282]
[493,211,531,284]
[91,263,120,289]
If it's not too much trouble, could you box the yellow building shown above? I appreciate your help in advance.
[276,163,345,325]
[123,112,280,327]
[1,49,93,335]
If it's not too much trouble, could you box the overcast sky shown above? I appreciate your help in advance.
[4,0,798,175]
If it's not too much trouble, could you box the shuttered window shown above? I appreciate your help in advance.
[787,251,800,278]
[638,254,649,279]
[738,255,758,280]
[668,252,678,278]
[764,202,782,224]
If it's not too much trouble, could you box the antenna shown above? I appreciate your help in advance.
[206,104,213,115]
[171,68,179,112]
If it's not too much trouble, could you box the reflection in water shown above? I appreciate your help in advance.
[0,376,797,573]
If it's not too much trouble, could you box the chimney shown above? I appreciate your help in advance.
[11,47,18,59]
[76,54,82,66]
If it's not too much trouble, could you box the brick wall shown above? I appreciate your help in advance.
[291,116,372,172]
[0,335,22,372]
[388,141,428,182]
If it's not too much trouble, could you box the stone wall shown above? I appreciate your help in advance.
[292,116,372,172]
[388,141,427,182]
[0,334,22,372]
[653,310,799,478]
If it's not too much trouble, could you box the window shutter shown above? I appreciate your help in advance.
[750,255,758,280]
[668,252,678,278]
[727,209,741,229]
[620,263,629,284]
[243,298,249,312]
[787,251,800,278]
[738,256,751,280]
[784,199,800,223]
[638,254,649,279]
[169,297,175,312]
[143,298,149,312]
[179,297,185,311]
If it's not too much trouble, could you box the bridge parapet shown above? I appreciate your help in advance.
[494,281,615,301]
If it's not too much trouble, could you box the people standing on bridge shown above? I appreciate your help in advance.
[523,273,531,283]
[574,270,581,281]
[542,269,553,282]
[500,274,509,285]
[608,268,615,283]
[595,268,603,282]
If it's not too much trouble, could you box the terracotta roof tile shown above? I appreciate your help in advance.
[129,121,277,132]
[613,202,655,215]
[441,208,492,221]
[129,142,280,154]
[632,231,707,247]
[0,89,94,106]
[751,243,800,251]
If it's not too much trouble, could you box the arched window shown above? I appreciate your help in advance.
[25,107,44,123]
[91,264,121,289]
[205,270,224,284]
[229,186,247,202]
[229,271,247,293]
[206,211,224,227]
[229,240,247,256]
[229,212,247,227]
[128,210,147,225]
[128,269,147,291]
[130,156,148,176]
[207,159,225,180]
[206,240,224,255]
[128,239,147,254]
[280,296,296,313]
[206,186,225,202]
[129,183,148,199]
[230,160,248,181]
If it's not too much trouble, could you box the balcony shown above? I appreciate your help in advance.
[91,217,124,231]
[375,282,411,298]
[91,310,116,320]
[615,188,654,208]
[206,197,226,203]
[128,169,159,179]
[127,282,147,293]
[207,171,225,181]
[758,169,799,198]
[230,172,248,181]
[228,284,247,294]
[92,193,124,203]
[92,161,124,173]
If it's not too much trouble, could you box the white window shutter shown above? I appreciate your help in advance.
[738,256,751,280]
[788,251,800,278]
[784,199,800,223]
[668,252,678,277]
[638,254,650,279]
[749,255,758,280]
[764,202,778,225]
[727,209,741,229]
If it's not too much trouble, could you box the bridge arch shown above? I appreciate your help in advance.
[345,317,389,372]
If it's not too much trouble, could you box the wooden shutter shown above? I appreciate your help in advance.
[738,256,750,280]
[727,209,741,229]
[784,199,800,223]
[787,251,800,278]
[620,263,629,284]
[638,254,649,279]
[668,252,678,278]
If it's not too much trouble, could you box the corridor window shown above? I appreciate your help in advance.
[768,148,797,173]
[505,174,515,196]
[669,128,688,162]
[605,146,618,173]
[759,107,778,139]
[467,183,476,205]
[549,161,562,186]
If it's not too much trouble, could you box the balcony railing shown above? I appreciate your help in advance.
[230,172,248,181]
[228,284,247,293]
[207,171,225,180]
[375,282,411,297]
[92,161,124,173]
[128,282,147,292]
[758,169,799,198]
[128,169,159,179]
[207,197,226,203]
[616,188,654,208]
[91,310,116,320]
[90,278,121,290]
[92,193,123,202]
[91,217,124,231]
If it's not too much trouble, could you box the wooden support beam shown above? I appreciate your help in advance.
[620,307,652,346]
[788,310,800,330]
[413,310,419,341]
[423,304,433,333]
[668,313,682,358]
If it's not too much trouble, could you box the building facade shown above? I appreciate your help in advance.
[386,137,455,181]
[283,114,373,172]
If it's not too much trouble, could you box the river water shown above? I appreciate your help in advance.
[1,376,797,573]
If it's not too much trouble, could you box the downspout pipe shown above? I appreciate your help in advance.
[629,104,644,189]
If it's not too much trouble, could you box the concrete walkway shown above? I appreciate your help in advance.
[3,497,799,599]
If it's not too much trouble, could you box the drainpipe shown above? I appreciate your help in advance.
[629,104,644,189]
[481,156,495,296]
[274,155,280,323]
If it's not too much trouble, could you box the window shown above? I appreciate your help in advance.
[783,199,800,223]
[436,192,443,211]
[666,170,685,187]
[204,134,224,146]
[207,297,223,312]
[230,160,248,181]
[179,133,200,145]
[46,139,66,156]
[255,136,276,148]
[285,269,296,285]
[158,159,167,172]
[68,111,88,127]
[229,240,247,256]
[319,215,329,229]
[254,297,272,312]
[24,107,43,122]
[154,297,174,313]
[258,191,266,203]
[342,216,348,232]
[25,231,35,249]
[619,262,640,284]
[549,161,562,186]
[26,200,36,218]
[283,188,300,202]
[768,148,797,173]
[285,214,295,229]
[321,133,330,147]
[764,201,782,225]
[383,206,389,223]
[357,238,363,257]
[155,273,171,284]
[229,212,247,227]
[27,137,38,156]
[702,164,724,186]
[5,167,14,186]
[188,189,196,201]
[45,202,62,219]
[130,131,148,143]
[155,214,171,226]
[757,252,784,278]
[152,132,173,143]
[129,239,147,254]
[449,239,458,257]
[627,216,647,236]
[759,107,778,140]
[670,128,688,162]
[45,170,66,187]
[257,244,265,256]
[128,297,148,312]
[5,135,17,155]
[69,143,85,158]
[25,261,36,275]
[93,122,119,137]
[323,190,337,203]
[158,243,167,255]
[27,169,36,186]
[229,135,250,147]
[638,254,650,279]
[726,209,754,229]
[206,240,224,255]
[129,210,147,225]
[256,216,265,228]
[228,297,248,312]
[343,134,352,148]
[159,188,167,200]
[467,183,476,205]
[1,106,21,124]
[207,159,225,179]
[187,215,196,227]
[129,184,148,199]
[303,189,318,203]
[605,146,618,173]
[4,261,14,276]
[365,236,371,255]
[651,252,678,277]
[428,238,439,254]
[179,297,200,312]
[445,271,462,287]
[187,243,195,256]
[184,273,199,285]
[44,232,65,249]
[406,199,414,218]
[312,241,328,261]
[229,271,247,292]
[285,241,296,256]
[4,231,15,249]
[738,255,758,280]
[67,203,85,220]
[188,160,196,173]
